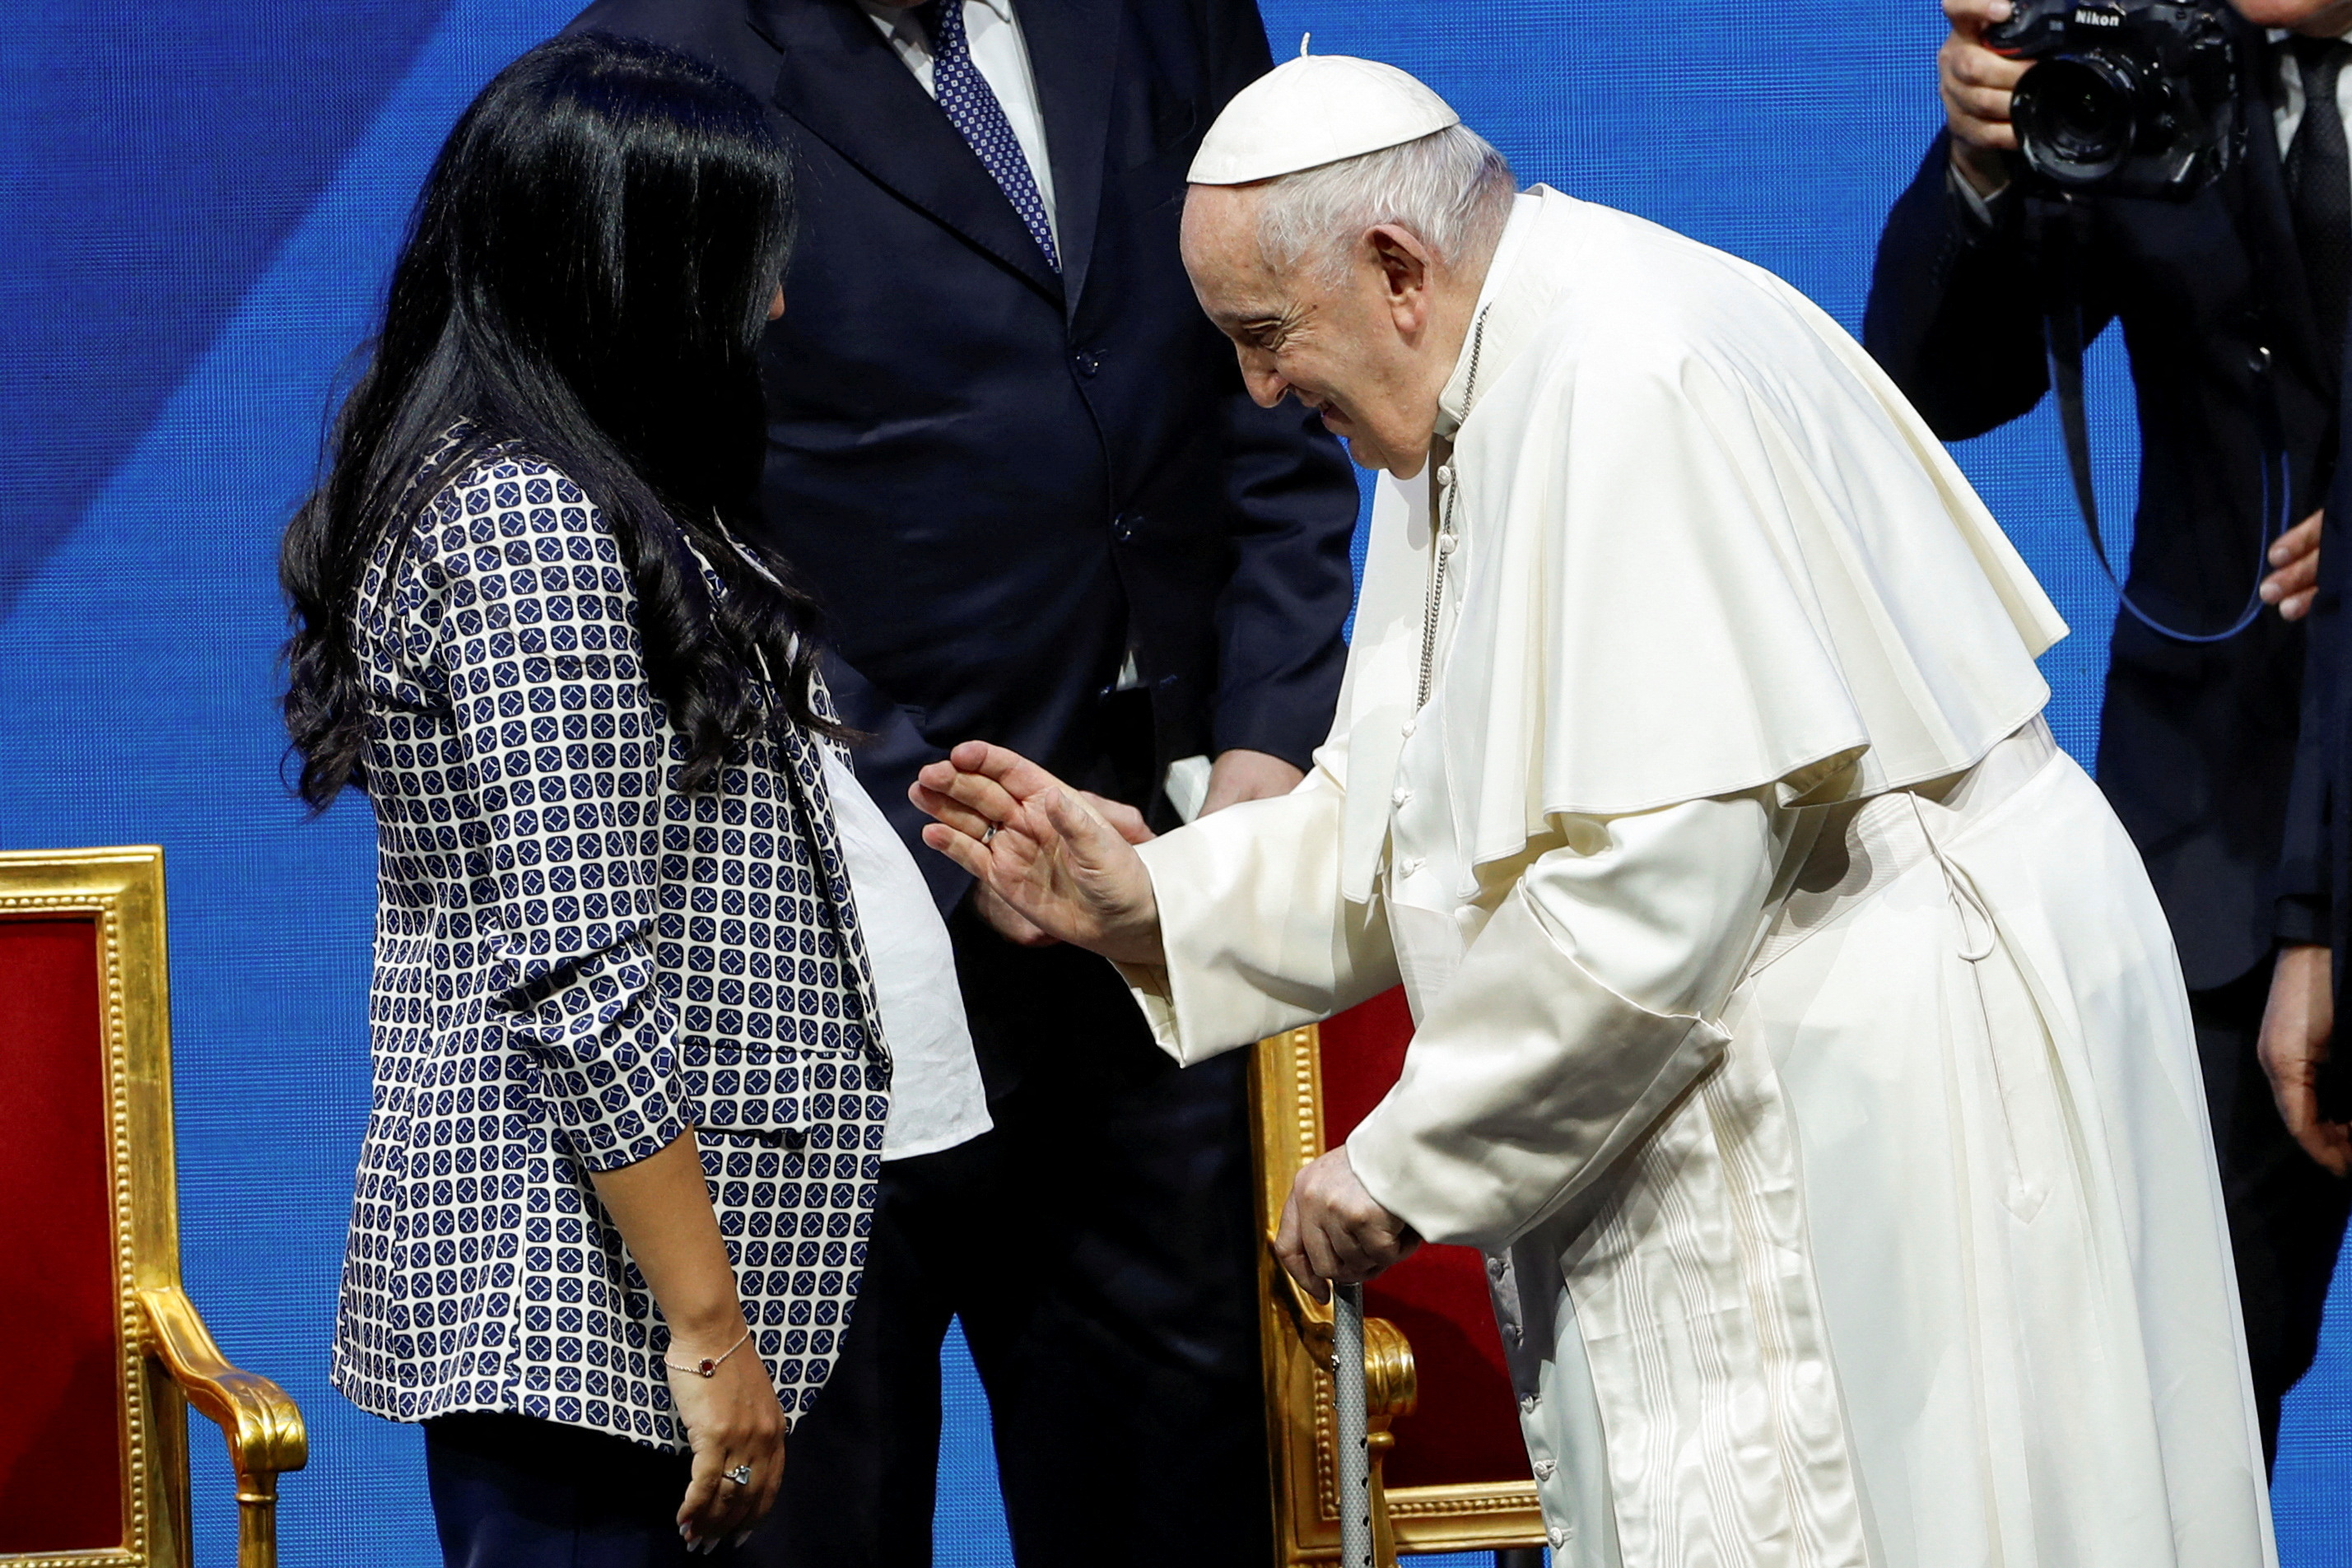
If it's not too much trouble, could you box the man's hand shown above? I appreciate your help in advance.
[2261,509,2323,621]
[1200,748,1306,817]
[1940,0,2027,196]
[969,792,1156,947]
[2260,943,2352,1176]
[1274,1146,1422,1303]
[913,742,1166,965]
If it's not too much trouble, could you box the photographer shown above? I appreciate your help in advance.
[1865,0,2352,1461]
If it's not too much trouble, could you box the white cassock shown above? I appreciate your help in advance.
[1117,188,2275,1568]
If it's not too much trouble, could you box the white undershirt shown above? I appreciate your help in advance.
[859,0,1060,251]
[821,747,993,1161]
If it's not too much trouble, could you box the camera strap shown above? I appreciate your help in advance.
[2033,193,2291,643]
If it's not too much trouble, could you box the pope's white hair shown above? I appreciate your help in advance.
[1251,123,1518,285]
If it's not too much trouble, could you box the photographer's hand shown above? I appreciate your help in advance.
[2262,509,2323,621]
[1941,0,2028,196]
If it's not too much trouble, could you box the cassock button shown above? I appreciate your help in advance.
[1519,1393,1539,1415]
[1400,856,1425,877]
[1400,717,1416,737]
[1436,463,1455,489]
[1391,784,1412,807]
[1487,1257,1507,1279]
[1534,1459,1556,1482]
[1503,1323,1521,1347]
[1550,1527,1571,1550]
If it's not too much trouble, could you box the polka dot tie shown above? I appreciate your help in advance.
[917,0,1060,272]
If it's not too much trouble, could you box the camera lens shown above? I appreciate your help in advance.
[2013,53,2138,186]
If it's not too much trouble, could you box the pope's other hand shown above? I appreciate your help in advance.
[913,742,1165,966]
[1276,1146,1422,1302]
[969,792,1156,948]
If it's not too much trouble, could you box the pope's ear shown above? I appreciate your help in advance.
[1365,223,1436,333]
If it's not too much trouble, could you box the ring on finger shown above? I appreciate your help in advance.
[982,824,999,844]
[724,1463,753,1487]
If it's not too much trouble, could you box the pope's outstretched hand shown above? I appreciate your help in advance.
[912,742,1167,966]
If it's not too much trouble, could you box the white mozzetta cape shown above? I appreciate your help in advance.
[1346,184,2062,904]
[1121,190,2271,1567]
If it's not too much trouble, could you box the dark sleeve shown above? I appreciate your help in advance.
[1863,133,2110,440]
[1199,0,1360,769]
[409,467,691,1174]
[2277,503,2345,946]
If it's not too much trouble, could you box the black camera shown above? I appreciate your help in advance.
[1986,0,2243,200]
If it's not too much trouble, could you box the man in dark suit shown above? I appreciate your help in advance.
[2267,375,2352,1203]
[1865,0,2351,1461]
[561,2,1360,1561]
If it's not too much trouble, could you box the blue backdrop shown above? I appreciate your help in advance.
[0,3,2344,1563]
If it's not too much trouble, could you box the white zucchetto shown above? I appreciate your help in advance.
[1187,49,1460,185]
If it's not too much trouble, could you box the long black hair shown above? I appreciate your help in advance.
[282,31,836,807]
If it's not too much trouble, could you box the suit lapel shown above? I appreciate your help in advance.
[752,0,1064,303]
[1014,0,1120,314]
[2238,32,2333,395]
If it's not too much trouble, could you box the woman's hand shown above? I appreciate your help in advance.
[583,1131,785,1551]
[911,741,1166,965]
[665,1324,786,1552]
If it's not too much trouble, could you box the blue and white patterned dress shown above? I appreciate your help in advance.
[328,444,890,1449]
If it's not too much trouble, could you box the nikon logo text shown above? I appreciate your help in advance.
[2071,7,2122,23]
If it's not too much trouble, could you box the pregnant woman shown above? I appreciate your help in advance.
[279,33,984,1561]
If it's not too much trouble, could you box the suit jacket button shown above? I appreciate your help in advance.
[1113,514,1139,542]
[1074,350,1102,378]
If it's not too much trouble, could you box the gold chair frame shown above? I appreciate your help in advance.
[1253,1023,1548,1562]
[0,847,306,1568]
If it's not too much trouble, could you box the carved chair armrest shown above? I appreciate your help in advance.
[1266,1239,1419,1420]
[137,1285,308,1493]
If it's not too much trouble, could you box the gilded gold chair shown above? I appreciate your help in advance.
[0,848,306,1568]
[1254,989,1549,1564]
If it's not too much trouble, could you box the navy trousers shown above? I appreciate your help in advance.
[425,1410,765,1567]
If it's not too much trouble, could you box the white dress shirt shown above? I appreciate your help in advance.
[860,0,1060,250]
[821,747,992,1160]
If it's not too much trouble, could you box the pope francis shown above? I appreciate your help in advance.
[911,52,2275,1568]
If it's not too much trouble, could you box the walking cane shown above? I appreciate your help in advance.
[1333,1281,1374,1568]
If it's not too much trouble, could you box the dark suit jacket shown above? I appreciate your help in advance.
[1864,40,2329,992]
[2279,356,2352,1108]
[566,0,1358,912]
